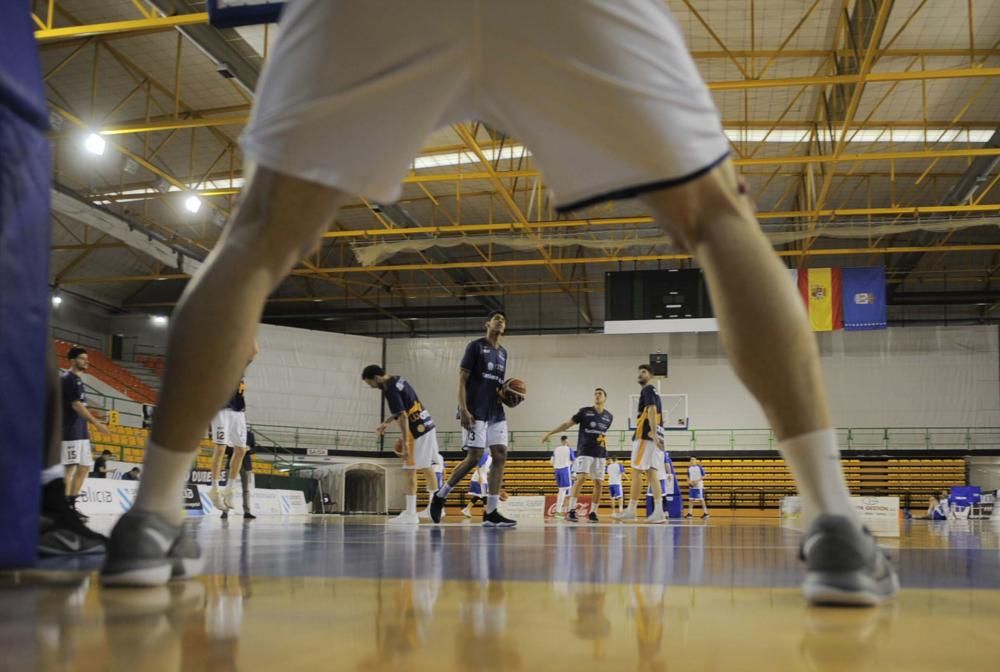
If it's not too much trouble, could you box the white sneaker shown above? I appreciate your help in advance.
[222,488,235,510]
[418,508,432,520]
[646,511,667,524]
[387,512,420,526]
[209,487,227,511]
[612,508,637,521]
[461,507,472,518]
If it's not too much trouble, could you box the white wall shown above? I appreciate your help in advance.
[245,324,382,431]
[386,325,1000,432]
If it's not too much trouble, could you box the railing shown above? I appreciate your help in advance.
[249,424,1000,454]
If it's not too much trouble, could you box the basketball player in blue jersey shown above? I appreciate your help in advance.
[106,0,897,604]
[430,311,516,527]
[363,365,440,525]
[543,388,614,522]
[614,365,666,523]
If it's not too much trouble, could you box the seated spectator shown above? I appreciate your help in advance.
[122,467,141,481]
[92,449,113,479]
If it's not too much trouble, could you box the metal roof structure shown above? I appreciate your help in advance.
[37,0,1000,336]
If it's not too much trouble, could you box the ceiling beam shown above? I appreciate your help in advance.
[34,12,209,42]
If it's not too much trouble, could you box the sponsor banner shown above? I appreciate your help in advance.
[77,478,139,515]
[306,448,328,456]
[188,469,228,487]
[543,495,593,518]
[781,495,900,537]
[183,484,203,514]
[199,486,308,516]
[498,496,547,522]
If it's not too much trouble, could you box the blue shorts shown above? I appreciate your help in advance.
[689,488,704,500]
[608,484,623,499]
[931,510,947,520]
[469,481,486,496]
[555,467,572,489]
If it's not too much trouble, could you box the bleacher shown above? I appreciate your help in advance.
[426,455,967,511]
[90,425,285,477]
[54,339,158,404]
[136,354,165,376]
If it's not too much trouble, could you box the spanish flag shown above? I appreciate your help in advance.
[796,268,842,331]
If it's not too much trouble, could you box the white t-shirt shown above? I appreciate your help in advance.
[606,462,623,486]
[688,465,704,488]
[552,444,572,470]
[432,453,445,473]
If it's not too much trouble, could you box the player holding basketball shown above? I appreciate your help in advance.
[614,365,666,523]
[542,388,614,522]
[363,365,440,525]
[105,0,897,604]
[429,311,516,527]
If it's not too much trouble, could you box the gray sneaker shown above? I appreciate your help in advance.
[101,510,204,587]
[801,515,899,606]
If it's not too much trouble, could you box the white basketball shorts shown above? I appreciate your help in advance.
[61,439,93,467]
[402,429,439,471]
[462,420,509,450]
[573,455,607,481]
[631,439,663,472]
[242,0,729,210]
[211,409,248,448]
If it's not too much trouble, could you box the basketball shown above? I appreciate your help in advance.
[501,378,527,407]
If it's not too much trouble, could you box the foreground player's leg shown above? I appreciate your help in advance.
[483,445,515,527]
[430,448,481,523]
[102,168,348,586]
[641,161,896,603]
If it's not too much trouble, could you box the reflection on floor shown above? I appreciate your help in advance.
[2,516,998,671]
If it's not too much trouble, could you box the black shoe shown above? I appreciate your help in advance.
[482,510,517,528]
[566,510,578,522]
[39,479,107,556]
[588,512,599,523]
[67,496,89,522]
[429,494,446,524]
[220,511,228,520]
[243,512,256,520]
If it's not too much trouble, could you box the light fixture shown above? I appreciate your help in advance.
[51,294,63,307]
[84,133,106,156]
[184,195,202,213]
[150,315,168,326]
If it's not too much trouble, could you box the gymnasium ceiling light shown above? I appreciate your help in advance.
[184,195,203,213]
[83,133,106,156]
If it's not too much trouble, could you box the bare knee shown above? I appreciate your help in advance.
[640,161,753,251]
[223,168,347,276]
[489,445,507,466]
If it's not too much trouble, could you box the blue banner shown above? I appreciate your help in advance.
[841,266,887,330]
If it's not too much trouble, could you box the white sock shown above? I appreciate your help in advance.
[132,442,195,525]
[779,428,860,528]
[437,483,453,498]
[486,494,499,513]
[653,497,663,515]
[626,500,637,511]
[41,464,65,485]
[405,494,417,515]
